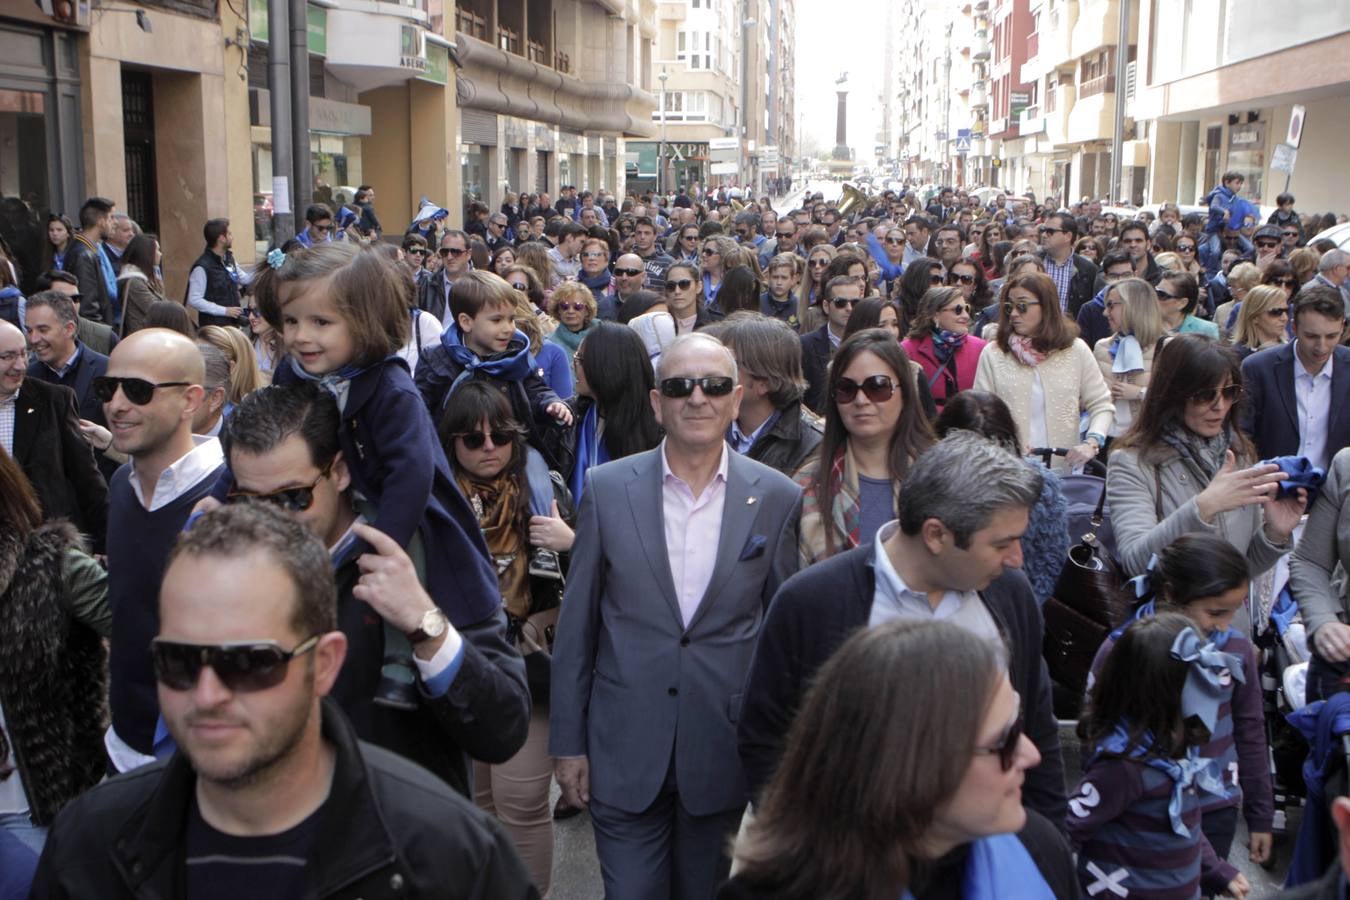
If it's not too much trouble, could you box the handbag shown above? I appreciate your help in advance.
[1043,474,1131,717]
[509,576,563,705]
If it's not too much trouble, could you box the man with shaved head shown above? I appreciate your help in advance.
[100,327,226,773]
[0,319,107,548]
[608,252,650,320]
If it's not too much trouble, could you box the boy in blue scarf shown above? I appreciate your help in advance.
[1200,172,1255,278]
[415,271,573,577]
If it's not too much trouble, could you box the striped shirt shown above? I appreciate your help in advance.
[1044,256,1075,310]
[0,390,14,455]
[185,797,318,900]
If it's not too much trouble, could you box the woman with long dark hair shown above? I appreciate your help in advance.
[1106,334,1304,631]
[440,382,571,896]
[40,214,73,274]
[0,447,109,856]
[116,233,164,335]
[894,257,945,327]
[722,620,1071,900]
[973,271,1113,472]
[566,321,663,502]
[794,329,935,565]
[843,297,901,341]
[716,266,763,316]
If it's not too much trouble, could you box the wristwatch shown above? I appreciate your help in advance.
[407,608,449,644]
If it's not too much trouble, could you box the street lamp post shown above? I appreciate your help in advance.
[658,67,668,198]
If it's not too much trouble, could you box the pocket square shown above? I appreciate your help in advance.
[739,534,767,561]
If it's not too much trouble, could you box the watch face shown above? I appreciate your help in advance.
[422,609,447,638]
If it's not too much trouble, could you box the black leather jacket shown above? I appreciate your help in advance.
[743,401,824,477]
[29,700,540,900]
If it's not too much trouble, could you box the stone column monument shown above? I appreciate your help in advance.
[832,72,850,161]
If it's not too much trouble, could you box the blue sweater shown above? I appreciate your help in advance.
[107,463,224,754]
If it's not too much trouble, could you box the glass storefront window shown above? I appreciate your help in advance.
[251,133,364,256]
[462,144,486,212]
[0,88,51,294]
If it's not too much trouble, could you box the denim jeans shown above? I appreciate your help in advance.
[524,446,553,517]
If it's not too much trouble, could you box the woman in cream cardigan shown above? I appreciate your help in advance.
[1092,277,1164,442]
[973,271,1113,472]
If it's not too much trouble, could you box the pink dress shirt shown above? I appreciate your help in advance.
[661,441,729,628]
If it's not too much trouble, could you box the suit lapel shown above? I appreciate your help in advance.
[1274,346,1299,437]
[686,456,761,633]
[10,384,38,463]
[625,452,683,628]
[1328,349,1348,445]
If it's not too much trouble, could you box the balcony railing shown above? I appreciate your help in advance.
[527,39,547,64]
[497,25,520,55]
[455,7,487,40]
[1079,73,1115,98]
[554,50,570,73]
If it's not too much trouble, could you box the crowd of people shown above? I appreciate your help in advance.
[3,174,1350,899]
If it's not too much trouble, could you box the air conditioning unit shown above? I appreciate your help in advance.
[35,0,92,28]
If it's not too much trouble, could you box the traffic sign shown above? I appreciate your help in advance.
[955,128,972,153]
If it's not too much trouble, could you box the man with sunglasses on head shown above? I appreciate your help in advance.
[418,229,472,324]
[0,318,108,550]
[29,501,536,899]
[1239,286,1350,469]
[552,333,802,900]
[1038,212,1099,318]
[100,328,227,773]
[800,275,864,414]
[214,382,529,797]
[186,218,247,328]
[739,432,1067,827]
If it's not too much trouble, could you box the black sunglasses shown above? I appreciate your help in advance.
[1272,277,1297,287]
[831,297,860,310]
[884,236,906,245]
[776,230,795,238]
[440,246,468,257]
[973,712,1024,772]
[226,462,332,512]
[614,267,645,278]
[1003,300,1041,315]
[942,303,971,317]
[947,273,976,285]
[665,279,695,292]
[835,374,895,404]
[152,635,320,693]
[456,430,515,450]
[1266,306,1291,317]
[1188,384,1243,406]
[927,272,945,284]
[1255,241,1280,250]
[93,376,192,405]
[243,306,261,318]
[509,281,528,291]
[701,248,720,257]
[659,376,736,398]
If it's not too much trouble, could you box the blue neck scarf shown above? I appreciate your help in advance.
[568,403,610,503]
[1092,723,1230,837]
[931,327,968,359]
[1108,333,1145,373]
[901,832,1056,900]
[439,323,535,396]
[580,269,612,291]
[703,272,721,307]
[287,355,371,411]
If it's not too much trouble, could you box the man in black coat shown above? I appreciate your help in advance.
[29,503,536,900]
[62,197,115,324]
[24,291,108,427]
[800,276,862,414]
[0,320,107,551]
[738,432,1067,828]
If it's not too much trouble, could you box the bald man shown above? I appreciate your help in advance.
[608,252,650,320]
[0,319,107,549]
[101,328,226,772]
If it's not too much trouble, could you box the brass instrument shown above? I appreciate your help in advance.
[836,183,869,218]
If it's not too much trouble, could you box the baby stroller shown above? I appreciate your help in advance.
[1029,449,1132,720]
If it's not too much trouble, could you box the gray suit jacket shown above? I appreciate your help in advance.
[549,446,802,816]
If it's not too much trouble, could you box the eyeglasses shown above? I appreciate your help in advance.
[972,709,1023,772]
[927,273,945,285]
[834,374,896,404]
[659,376,736,398]
[831,297,860,310]
[1037,226,1065,235]
[941,303,971,317]
[456,430,515,450]
[406,247,429,257]
[1176,244,1196,253]
[884,236,906,245]
[1282,231,1300,239]
[439,246,468,257]
[701,248,720,257]
[946,273,976,285]
[1156,289,1181,301]
[809,259,830,268]
[1003,300,1041,315]
[152,635,321,693]
[1272,278,1297,288]
[314,224,333,234]
[92,376,192,405]
[242,307,261,318]
[681,233,699,241]
[509,282,529,291]
[1266,306,1291,317]
[1188,384,1243,407]
[581,251,607,259]
[776,230,796,238]
[556,301,588,313]
[665,279,694,292]
[614,267,644,278]
[227,461,332,512]
[1255,241,1280,250]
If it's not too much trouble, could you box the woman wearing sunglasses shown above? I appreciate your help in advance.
[544,281,598,364]
[440,381,574,897]
[894,257,945,327]
[663,261,718,334]
[902,285,987,411]
[1106,334,1304,633]
[794,329,935,566]
[1093,277,1164,444]
[700,235,738,310]
[973,271,1113,472]
[799,244,837,333]
[1231,284,1290,361]
[722,620,1069,900]
[0,447,110,859]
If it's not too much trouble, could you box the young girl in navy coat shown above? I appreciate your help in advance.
[1090,534,1274,880]
[1070,613,1248,899]
[256,242,501,706]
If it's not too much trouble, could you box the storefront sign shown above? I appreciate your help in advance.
[400,24,425,73]
[249,0,327,54]
[418,41,448,85]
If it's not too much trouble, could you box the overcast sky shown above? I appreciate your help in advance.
[793,0,886,157]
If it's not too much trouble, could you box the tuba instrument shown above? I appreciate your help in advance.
[836,183,869,218]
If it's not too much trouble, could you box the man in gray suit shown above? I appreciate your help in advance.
[550,333,802,900]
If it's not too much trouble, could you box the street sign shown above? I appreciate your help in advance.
[708,137,739,151]
[761,145,779,165]
[1287,105,1306,148]
[1272,142,1298,175]
[954,134,972,153]
[710,162,738,176]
